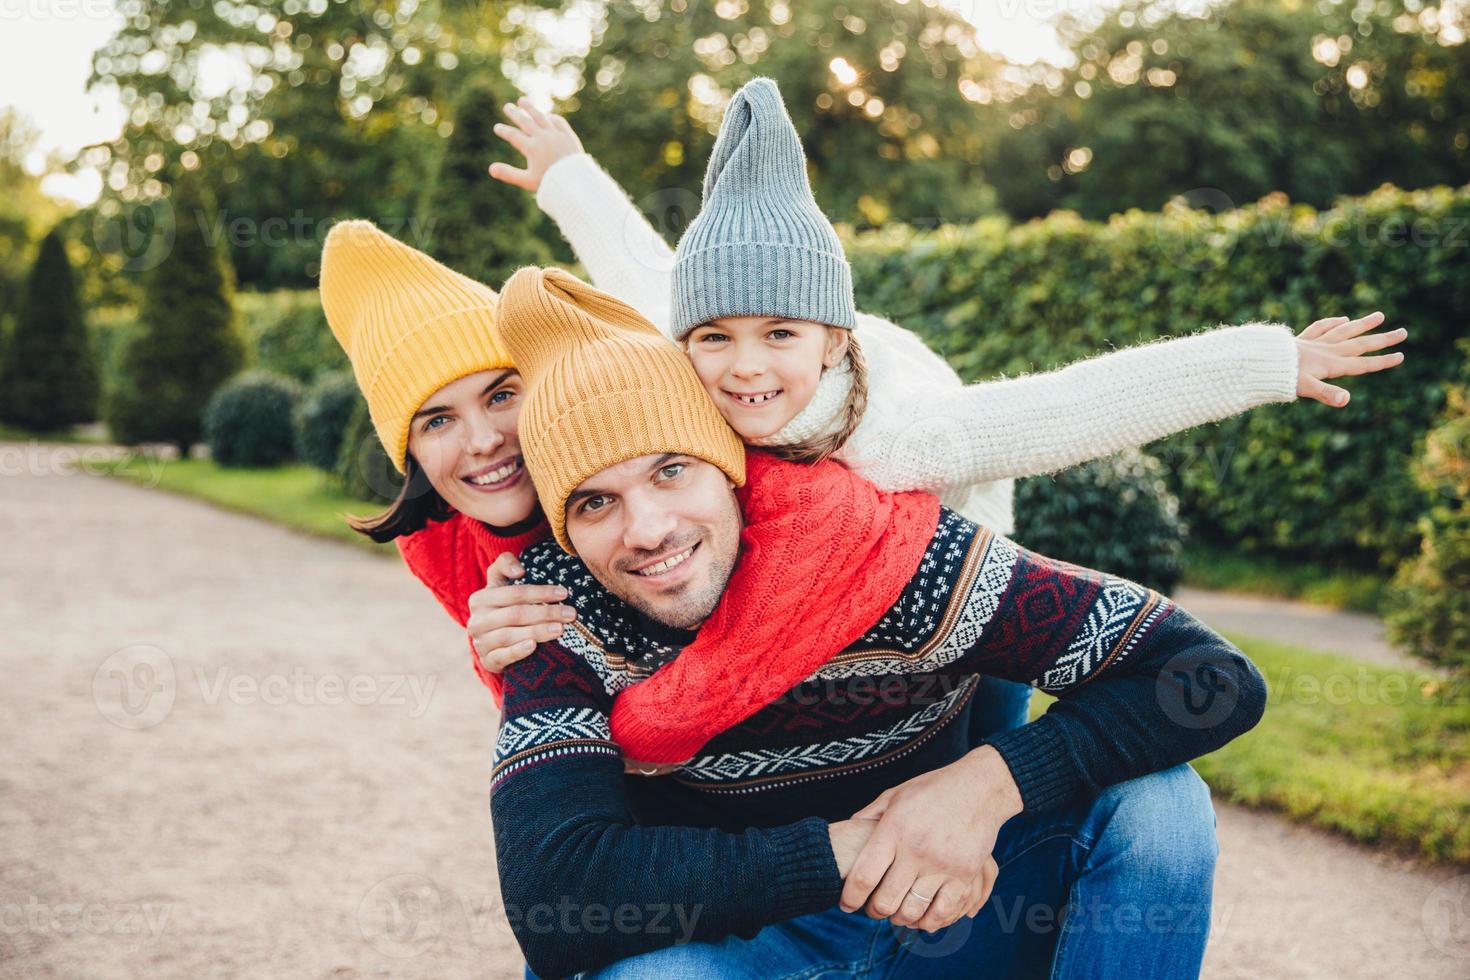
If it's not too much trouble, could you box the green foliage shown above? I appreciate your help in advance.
[1013,450,1187,594]
[87,1,515,291]
[985,0,1470,221]
[847,182,1470,570]
[239,290,349,384]
[0,228,100,430]
[1387,364,1470,674]
[203,370,302,467]
[333,397,400,505]
[421,74,553,284]
[536,0,1003,234]
[106,175,247,451]
[293,369,360,471]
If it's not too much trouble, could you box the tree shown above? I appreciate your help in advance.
[0,228,100,431]
[0,110,67,343]
[85,0,520,291]
[511,0,1003,231]
[982,0,1470,220]
[420,74,552,285]
[107,174,246,452]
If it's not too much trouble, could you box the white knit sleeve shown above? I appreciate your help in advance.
[854,322,1301,493]
[535,153,677,338]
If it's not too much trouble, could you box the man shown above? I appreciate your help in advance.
[489,266,1266,979]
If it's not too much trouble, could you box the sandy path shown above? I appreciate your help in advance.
[1,449,1466,978]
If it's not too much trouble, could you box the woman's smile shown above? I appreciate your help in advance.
[461,454,526,493]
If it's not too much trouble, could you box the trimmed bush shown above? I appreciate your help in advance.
[107,175,246,452]
[0,227,100,430]
[847,183,1470,570]
[241,290,349,384]
[1387,363,1470,675]
[294,369,359,471]
[1011,450,1188,594]
[333,397,401,504]
[203,370,302,467]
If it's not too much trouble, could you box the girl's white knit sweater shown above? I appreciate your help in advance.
[535,153,1300,533]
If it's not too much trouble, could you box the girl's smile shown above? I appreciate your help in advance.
[686,316,849,440]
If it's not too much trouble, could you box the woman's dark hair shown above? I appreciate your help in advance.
[347,453,455,543]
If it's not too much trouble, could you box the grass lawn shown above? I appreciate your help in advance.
[92,452,1470,866]
[1034,636,1470,866]
[1180,541,1389,613]
[99,454,395,556]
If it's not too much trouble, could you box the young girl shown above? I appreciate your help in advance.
[472,80,1405,726]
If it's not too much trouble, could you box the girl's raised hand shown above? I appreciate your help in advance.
[488,96,585,193]
[466,551,577,673]
[1295,311,1407,407]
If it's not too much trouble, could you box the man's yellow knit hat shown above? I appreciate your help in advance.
[319,220,512,472]
[496,266,746,554]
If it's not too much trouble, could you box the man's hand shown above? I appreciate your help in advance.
[466,551,577,673]
[1295,311,1406,407]
[488,96,585,192]
[828,817,880,878]
[840,745,1022,933]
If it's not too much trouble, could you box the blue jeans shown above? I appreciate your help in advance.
[551,764,1217,979]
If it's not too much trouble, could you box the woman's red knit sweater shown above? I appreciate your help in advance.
[395,451,940,762]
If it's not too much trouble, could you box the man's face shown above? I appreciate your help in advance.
[564,453,742,630]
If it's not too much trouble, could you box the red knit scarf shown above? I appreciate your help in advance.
[609,452,939,763]
[395,451,940,763]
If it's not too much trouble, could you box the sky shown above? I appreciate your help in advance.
[0,0,1105,206]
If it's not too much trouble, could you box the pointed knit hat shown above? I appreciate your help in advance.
[496,266,746,553]
[670,76,856,340]
[319,220,511,472]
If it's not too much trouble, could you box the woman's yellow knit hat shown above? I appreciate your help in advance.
[318,220,512,472]
[496,266,746,554]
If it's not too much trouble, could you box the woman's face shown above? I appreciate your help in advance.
[684,317,849,441]
[406,369,539,527]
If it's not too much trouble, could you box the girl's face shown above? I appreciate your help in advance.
[406,368,539,528]
[684,317,849,441]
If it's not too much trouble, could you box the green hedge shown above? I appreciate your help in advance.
[90,288,346,397]
[1012,450,1187,595]
[846,183,1470,570]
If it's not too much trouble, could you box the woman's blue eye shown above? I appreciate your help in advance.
[658,463,685,480]
[490,389,516,405]
[424,415,449,431]
[769,329,794,340]
[698,333,728,344]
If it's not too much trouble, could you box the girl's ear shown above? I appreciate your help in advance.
[822,327,851,369]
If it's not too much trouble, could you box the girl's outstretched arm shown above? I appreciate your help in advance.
[850,312,1405,494]
[490,98,676,336]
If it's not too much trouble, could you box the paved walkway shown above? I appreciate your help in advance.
[1,449,1465,978]
[1174,587,1412,669]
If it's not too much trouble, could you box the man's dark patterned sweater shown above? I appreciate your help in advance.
[491,508,1267,978]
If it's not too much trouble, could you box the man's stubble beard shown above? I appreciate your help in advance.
[614,493,742,631]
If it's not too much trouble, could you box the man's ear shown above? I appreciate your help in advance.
[823,327,851,369]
